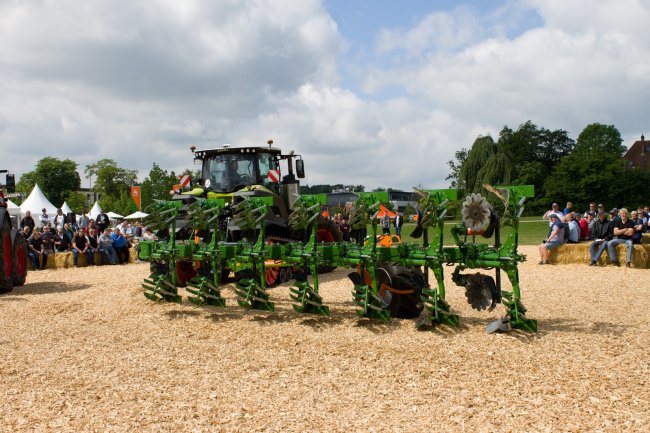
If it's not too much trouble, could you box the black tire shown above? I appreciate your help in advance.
[315,217,343,274]
[0,214,14,293]
[375,263,425,319]
[12,232,28,287]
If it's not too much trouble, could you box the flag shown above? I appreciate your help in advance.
[130,186,141,211]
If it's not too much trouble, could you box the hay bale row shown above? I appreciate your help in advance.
[548,242,650,267]
[37,248,138,270]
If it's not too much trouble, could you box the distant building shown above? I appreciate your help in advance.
[325,189,418,213]
[623,134,650,171]
[77,187,101,207]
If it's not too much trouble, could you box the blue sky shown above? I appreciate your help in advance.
[0,0,648,191]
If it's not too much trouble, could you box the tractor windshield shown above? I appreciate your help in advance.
[203,154,256,192]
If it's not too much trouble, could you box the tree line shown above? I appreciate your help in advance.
[15,158,192,216]
[13,121,645,218]
[447,122,648,215]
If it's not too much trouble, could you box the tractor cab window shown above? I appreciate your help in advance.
[203,154,255,192]
[257,152,279,187]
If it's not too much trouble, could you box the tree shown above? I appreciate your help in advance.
[446,148,468,188]
[65,191,89,213]
[574,123,625,155]
[16,157,81,206]
[100,190,134,217]
[543,123,648,209]
[85,159,138,211]
[141,163,178,210]
[459,135,512,194]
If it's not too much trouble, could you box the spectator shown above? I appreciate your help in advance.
[609,208,620,224]
[53,227,71,252]
[563,201,573,215]
[78,210,90,233]
[87,227,99,251]
[63,223,75,245]
[96,210,110,234]
[99,228,117,265]
[21,226,32,241]
[394,212,404,237]
[631,210,644,244]
[607,208,635,268]
[111,228,129,264]
[72,229,94,267]
[122,221,134,242]
[40,224,55,254]
[543,203,565,226]
[38,208,50,227]
[133,222,143,238]
[584,202,597,218]
[142,227,157,240]
[338,218,350,242]
[589,210,613,266]
[28,230,48,270]
[576,213,589,241]
[586,211,596,238]
[380,213,391,235]
[566,212,580,243]
[53,208,65,231]
[538,214,564,264]
[20,210,36,232]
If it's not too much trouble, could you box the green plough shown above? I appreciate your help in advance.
[140,185,537,333]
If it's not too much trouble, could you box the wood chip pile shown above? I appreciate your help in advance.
[1,246,648,432]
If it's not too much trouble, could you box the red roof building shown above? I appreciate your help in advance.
[623,134,650,171]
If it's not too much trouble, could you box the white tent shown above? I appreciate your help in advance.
[124,211,149,219]
[106,212,124,220]
[89,201,101,220]
[6,199,20,219]
[61,201,73,215]
[19,184,58,227]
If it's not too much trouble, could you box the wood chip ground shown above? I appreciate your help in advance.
[1,246,648,432]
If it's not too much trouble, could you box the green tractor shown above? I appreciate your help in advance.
[158,140,343,286]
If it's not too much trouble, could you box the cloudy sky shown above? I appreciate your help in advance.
[1,0,648,191]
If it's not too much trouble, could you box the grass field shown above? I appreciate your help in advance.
[378,216,549,245]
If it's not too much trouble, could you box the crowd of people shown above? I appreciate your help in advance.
[19,208,157,270]
[330,211,404,241]
[538,201,649,268]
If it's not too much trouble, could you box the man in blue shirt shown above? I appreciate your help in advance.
[111,228,129,265]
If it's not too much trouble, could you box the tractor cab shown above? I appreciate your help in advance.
[198,146,283,193]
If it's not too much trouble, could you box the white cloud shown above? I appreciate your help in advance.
[363,0,650,163]
[0,0,648,196]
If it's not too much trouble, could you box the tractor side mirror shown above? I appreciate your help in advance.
[5,174,15,193]
[295,159,305,178]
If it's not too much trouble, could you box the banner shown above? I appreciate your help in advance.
[130,186,141,211]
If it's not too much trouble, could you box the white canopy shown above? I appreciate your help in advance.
[124,211,149,219]
[19,184,58,227]
[61,201,73,215]
[89,201,101,220]
[106,212,124,220]
[6,199,20,218]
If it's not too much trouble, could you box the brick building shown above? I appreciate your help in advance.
[623,134,650,170]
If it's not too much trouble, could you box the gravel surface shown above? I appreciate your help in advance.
[1,246,648,432]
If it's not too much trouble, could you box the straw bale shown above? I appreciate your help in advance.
[1,245,648,432]
[548,242,650,268]
[45,248,138,269]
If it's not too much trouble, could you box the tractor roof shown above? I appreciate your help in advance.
[193,146,283,159]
